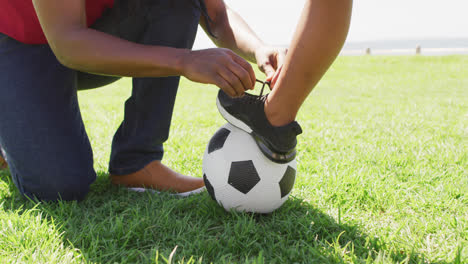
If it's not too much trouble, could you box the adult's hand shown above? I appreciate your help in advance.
[254,46,288,85]
[181,48,256,97]
[267,64,283,89]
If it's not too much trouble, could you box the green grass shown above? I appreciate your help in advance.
[1,55,467,263]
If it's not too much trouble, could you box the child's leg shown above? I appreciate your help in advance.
[215,0,352,162]
[265,0,353,126]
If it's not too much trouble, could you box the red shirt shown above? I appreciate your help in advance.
[0,0,114,44]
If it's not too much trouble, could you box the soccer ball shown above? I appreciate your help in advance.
[202,123,297,214]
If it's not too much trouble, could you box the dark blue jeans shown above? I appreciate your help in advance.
[0,0,203,201]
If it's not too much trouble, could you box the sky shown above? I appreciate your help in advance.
[193,0,468,49]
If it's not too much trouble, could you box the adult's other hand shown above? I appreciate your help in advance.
[255,45,287,85]
[181,48,256,97]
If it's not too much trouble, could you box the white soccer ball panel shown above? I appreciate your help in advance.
[203,123,297,213]
[220,124,265,162]
[203,146,231,189]
[215,184,246,211]
[237,181,283,213]
[253,156,297,183]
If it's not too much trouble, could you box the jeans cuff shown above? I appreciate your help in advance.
[108,154,163,175]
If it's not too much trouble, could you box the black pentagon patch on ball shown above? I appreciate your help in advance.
[279,166,296,198]
[203,174,217,201]
[228,160,260,194]
[208,128,231,154]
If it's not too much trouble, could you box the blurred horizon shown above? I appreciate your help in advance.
[193,0,468,53]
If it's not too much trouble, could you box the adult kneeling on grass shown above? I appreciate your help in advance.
[0,0,352,201]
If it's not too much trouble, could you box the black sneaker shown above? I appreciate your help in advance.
[216,80,302,163]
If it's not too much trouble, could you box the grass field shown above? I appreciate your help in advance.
[0,55,467,263]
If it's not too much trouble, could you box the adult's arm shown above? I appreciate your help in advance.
[201,0,287,79]
[32,0,254,96]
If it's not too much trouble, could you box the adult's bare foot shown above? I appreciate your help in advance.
[0,155,7,170]
[110,160,205,195]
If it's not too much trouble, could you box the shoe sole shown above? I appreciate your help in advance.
[216,96,295,163]
[216,96,253,133]
[128,186,206,197]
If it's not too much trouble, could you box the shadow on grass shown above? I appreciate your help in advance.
[0,170,446,263]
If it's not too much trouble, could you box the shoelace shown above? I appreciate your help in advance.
[256,79,271,97]
[244,79,271,105]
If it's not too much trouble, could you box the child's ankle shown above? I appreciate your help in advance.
[264,98,295,127]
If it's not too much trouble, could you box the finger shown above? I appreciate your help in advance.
[266,73,274,82]
[271,72,279,89]
[263,64,276,81]
[276,48,288,68]
[218,68,244,97]
[227,60,254,91]
[266,63,283,83]
[230,54,256,90]
[215,75,237,97]
[270,65,283,89]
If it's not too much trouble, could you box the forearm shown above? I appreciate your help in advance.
[52,28,188,77]
[209,5,264,63]
[32,0,256,93]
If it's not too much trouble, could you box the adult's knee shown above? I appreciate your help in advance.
[19,164,96,202]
